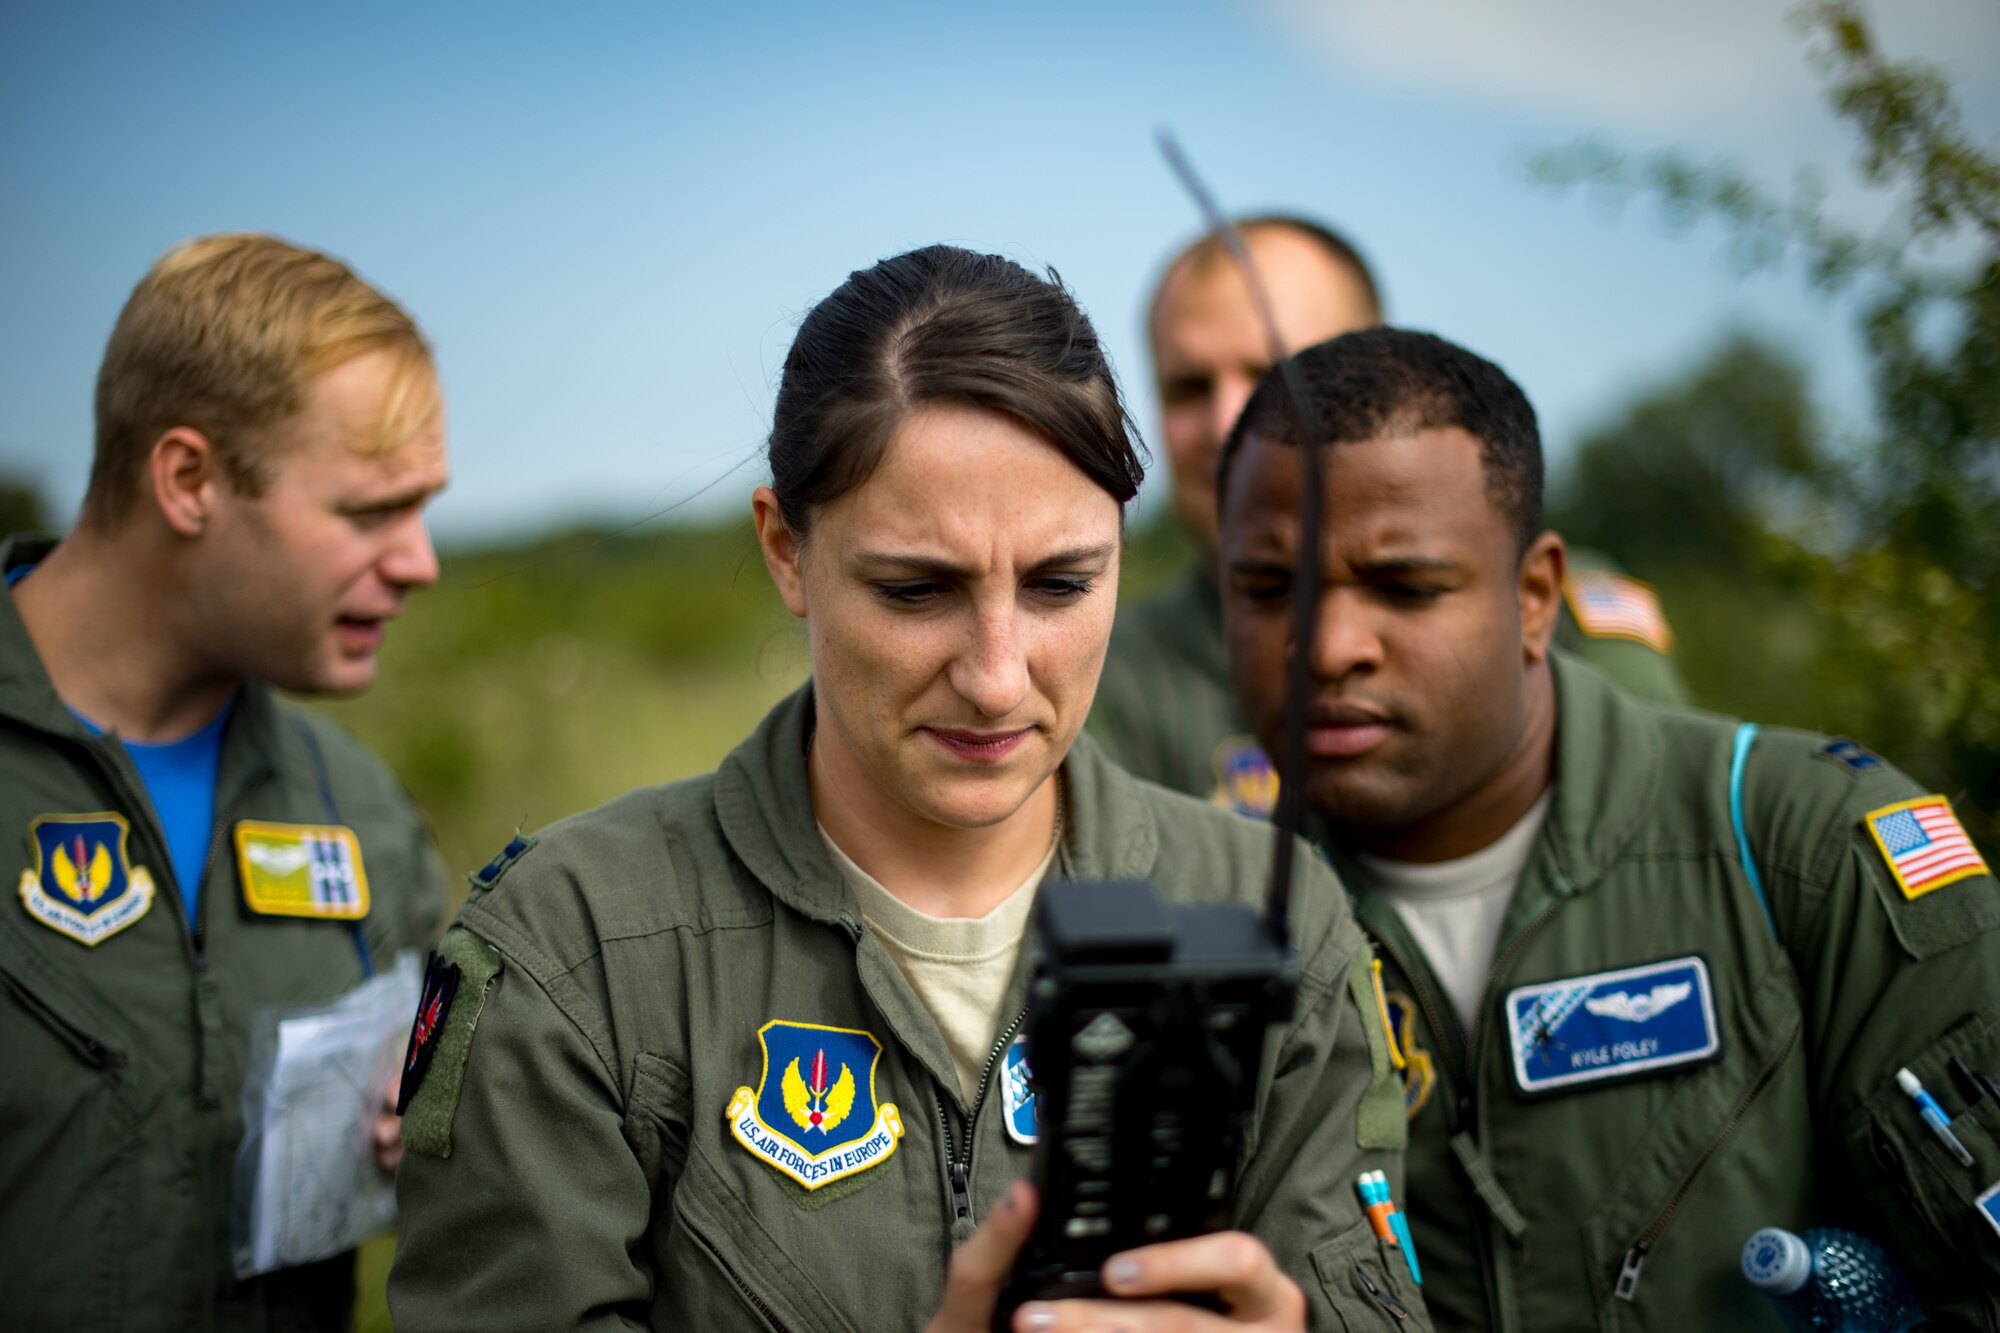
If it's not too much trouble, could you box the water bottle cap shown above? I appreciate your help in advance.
[1741,1227,1812,1295]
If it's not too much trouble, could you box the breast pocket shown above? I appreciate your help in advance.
[1852,1012,2000,1292]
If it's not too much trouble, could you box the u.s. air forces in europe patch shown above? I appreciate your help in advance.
[18,812,155,945]
[727,1020,903,1190]
[234,820,369,920]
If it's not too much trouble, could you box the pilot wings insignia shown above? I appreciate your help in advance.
[783,1049,856,1134]
[1584,981,1693,1024]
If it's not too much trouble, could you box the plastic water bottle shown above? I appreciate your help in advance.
[1740,1227,1924,1331]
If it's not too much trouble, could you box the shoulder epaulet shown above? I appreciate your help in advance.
[1563,570,1673,654]
[1813,737,1884,776]
[467,833,537,893]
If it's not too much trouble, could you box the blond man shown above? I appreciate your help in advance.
[0,235,449,1330]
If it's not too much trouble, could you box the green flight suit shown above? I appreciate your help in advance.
[0,535,447,1332]
[1323,654,2000,1330]
[390,685,1429,1331]
[1092,554,1687,811]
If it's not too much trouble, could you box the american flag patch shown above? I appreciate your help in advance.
[1864,797,1991,900]
[1563,571,1674,654]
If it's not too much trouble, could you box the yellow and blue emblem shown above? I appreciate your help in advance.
[726,1020,904,1190]
[233,820,370,920]
[18,813,155,946]
[1210,736,1278,819]
[1382,990,1435,1119]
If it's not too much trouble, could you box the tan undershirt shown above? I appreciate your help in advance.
[819,828,1055,1102]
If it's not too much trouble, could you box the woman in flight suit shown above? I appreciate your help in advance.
[388,245,1424,1332]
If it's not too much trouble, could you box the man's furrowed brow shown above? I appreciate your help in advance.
[1356,554,1463,575]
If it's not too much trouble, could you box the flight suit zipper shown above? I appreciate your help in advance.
[1366,897,1565,1330]
[1613,1020,1800,1302]
[934,1007,1029,1222]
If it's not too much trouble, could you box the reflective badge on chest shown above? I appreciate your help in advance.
[726,1020,904,1190]
[1002,1031,1038,1144]
[1506,955,1722,1097]
[234,820,370,920]
[17,812,156,946]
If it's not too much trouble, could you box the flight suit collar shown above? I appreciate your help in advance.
[1538,650,1662,899]
[0,534,81,739]
[712,683,1162,1113]
[711,682,1165,929]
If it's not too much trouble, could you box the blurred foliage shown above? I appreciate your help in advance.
[0,473,50,534]
[1538,0,1999,850]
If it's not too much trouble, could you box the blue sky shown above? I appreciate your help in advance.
[3,1,1994,542]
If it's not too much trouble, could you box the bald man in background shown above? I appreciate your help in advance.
[1091,216,1686,814]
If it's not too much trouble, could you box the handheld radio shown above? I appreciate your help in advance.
[994,133,1332,1321]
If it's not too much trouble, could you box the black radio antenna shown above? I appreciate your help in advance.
[1156,130,1325,945]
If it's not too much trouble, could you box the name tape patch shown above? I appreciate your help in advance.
[1507,955,1722,1096]
[18,813,155,946]
[727,1020,903,1190]
[234,821,370,920]
[1002,1032,1038,1145]
[1977,1180,2000,1242]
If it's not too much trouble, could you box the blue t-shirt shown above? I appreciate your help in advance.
[17,558,235,928]
[72,701,235,930]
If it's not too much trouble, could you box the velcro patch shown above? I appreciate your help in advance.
[397,953,461,1114]
[1507,955,1722,1097]
[1864,797,1990,900]
[400,929,503,1158]
[726,1020,903,1190]
[468,833,537,893]
[1563,570,1674,654]
[1346,955,1408,1149]
[234,821,369,920]
[19,812,155,946]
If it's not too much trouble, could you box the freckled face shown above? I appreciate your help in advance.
[773,403,1122,831]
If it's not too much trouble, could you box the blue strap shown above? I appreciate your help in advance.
[1730,722,1780,944]
[297,720,374,980]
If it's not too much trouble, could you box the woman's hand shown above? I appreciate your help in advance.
[925,1183,1307,1333]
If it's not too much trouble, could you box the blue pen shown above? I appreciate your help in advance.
[1898,1067,1975,1167]
[1358,1170,1423,1287]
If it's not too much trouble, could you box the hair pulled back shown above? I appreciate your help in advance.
[769,245,1144,539]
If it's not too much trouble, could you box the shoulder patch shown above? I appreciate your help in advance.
[1864,797,1991,900]
[1816,738,1883,775]
[1209,736,1277,819]
[467,833,537,893]
[399,929,503,1158]
[1562,570,1674,654]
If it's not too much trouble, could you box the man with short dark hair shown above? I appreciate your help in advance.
[1092,218,1685,815]
[1,234,449,1330]
[1218,326,2000,1328]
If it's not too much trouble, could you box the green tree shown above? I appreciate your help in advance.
[0,474,49,534]
[1536,0,1999,848]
